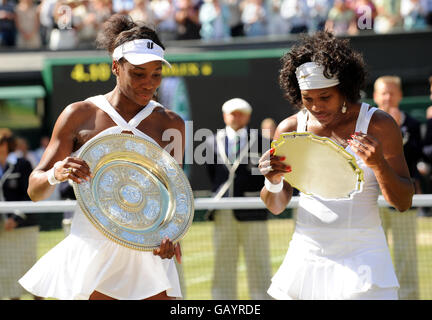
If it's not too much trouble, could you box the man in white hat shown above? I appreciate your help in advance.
[205,98,272,300]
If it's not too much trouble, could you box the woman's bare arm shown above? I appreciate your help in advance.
[259,116,297,215]
[350,110,414,212]
[28,103,91,201]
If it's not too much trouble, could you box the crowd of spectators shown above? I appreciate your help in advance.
[0,0,431,50]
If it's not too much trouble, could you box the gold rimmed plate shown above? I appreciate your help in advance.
[272,132,364,200]
[72,133,194,251]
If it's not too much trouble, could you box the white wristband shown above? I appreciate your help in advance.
[264,177,284,193]
[47,163,62,185]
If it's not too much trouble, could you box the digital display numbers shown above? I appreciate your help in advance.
[69,62,214,83]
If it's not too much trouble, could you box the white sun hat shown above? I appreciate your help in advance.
[222,98,252,114]
[112,39,171,68]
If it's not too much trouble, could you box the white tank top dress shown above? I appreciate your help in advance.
[267,103,399,300]
[19,95,182,300]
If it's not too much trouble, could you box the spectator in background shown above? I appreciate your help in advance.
[373,0,403,33]
[129,0,157,26]
[240,0,267,37]
[306,0,332,32]
[400,0,428,30]
[420,76,432,205]
[151,0,178,41]
[15,0,41,49]
[0,129,41,300]
[199,0,231,40]
[279,0,309,34]
[0,0,17,47]
[205,98,272,300]
[260,117,276,140]
[325,0,357,35]
[33,135,50,168]
[38,0,57,48]
[266,0,286,35]
[10,136,38,169]
[49,0,81,50]
[224,0,245,36]
[112,0,135,14]
[74,0,112,49]
[175,0,201,40]
[373,75,420,300]
[424,0,432,26]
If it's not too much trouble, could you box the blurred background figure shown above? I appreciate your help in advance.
[260,117,276,140]
[266,0,285,36]
[224,0,245,37]
[373,75,420,300]
[240,0,267,37]
[73,0,112,49]
[151,0,178,41]
[15,0,41,49]
[0,129,41,300]
[419,76,432,215]
[306,0,332,33]
[33,135,50,168]
[38,0,57,48]
[129,0,157,26]
[175,0,201,40]
[205,98,272,300]
[400,0,428,30]
[279,0,309,34]
[199,0,231,41]
[112,0,135,14]
[325,0,357,35]
[373,0,403,33]
[49,0,81,50]
[9,136,38,169]
[0,0,17,47]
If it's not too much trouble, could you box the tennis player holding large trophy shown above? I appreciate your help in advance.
[19,15,194,300]
[259,32,414,300]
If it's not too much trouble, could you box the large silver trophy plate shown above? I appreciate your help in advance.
[72,133,194,251]
[272,132,364,200]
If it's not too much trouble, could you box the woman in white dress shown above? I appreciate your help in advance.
[259,31,414,300]
[19,14,185,300]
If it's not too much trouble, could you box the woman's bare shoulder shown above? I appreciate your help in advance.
[155,106,185,131]
[274,114,299,139]
[368,108,400,137]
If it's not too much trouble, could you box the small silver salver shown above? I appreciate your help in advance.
[72,133,194,251]
[272,132,364,200]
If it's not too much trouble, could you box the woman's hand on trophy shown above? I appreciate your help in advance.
[153,237,182,263]
[258,148,291,184]
[53,157,92,184]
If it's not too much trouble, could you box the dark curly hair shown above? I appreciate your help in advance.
[279,31,367,109]
[96,14,165,57]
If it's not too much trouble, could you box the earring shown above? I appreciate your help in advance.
[341,101,347,114]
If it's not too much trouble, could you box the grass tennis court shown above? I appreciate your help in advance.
[21,212,432,300]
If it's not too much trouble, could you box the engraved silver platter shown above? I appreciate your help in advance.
[272,132,364,200]
[72,133,194,251]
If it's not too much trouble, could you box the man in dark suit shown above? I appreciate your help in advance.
[205,98,272,300]
[0,129,40,300]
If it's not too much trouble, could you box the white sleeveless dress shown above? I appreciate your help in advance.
[267,103,399,300]
[19,95,182,300]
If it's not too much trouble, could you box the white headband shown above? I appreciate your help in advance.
[295,62,339,90]
[112,39,171,68]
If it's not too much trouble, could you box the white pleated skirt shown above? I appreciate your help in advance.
[18,207,182,300]
[268,226,399,300]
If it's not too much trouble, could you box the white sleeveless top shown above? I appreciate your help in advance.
[268,103,399,300]
[19,95,182,300]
